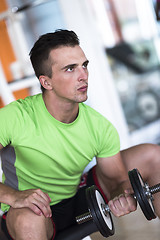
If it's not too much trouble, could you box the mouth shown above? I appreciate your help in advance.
[78,85,88,92]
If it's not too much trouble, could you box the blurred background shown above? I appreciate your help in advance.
[0,0,160,239]
[0,0,160,148]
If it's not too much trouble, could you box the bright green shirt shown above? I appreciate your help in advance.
[0,94,120,212]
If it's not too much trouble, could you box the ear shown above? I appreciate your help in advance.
[39,75,52,90]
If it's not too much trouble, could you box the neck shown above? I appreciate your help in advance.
[42,92,79,124]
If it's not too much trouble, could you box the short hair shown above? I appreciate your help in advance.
[29,29,80,92]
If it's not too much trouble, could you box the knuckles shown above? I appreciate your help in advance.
[108,194,137,217]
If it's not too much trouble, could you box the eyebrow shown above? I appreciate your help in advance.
[61,60,89,70]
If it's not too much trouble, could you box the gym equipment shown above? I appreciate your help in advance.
[128,168,159,220]
[76,185,115,238]
[76,168,160,238]
[0,0,53,20]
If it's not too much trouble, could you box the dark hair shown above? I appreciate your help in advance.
[29,29,80,92]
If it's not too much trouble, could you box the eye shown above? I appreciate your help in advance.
[83,61,89,69]
[66,67,74,72]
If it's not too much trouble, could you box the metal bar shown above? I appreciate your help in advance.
[76,212,92,224]
[0,0,54,21]
[150,183,160,195]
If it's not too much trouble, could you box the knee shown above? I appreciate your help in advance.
[145,144,160,166]
[14,209,38,232]
[121,143,160,179]
[6,208,47,239]
[139,144,160,182]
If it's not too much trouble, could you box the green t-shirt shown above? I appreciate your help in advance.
[0,94,120,211]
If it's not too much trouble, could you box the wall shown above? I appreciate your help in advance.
[0,0,29,108]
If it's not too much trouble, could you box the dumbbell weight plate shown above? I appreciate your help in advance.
[132,169,156,220]
[128,168,156,220]
[86,185,115,237]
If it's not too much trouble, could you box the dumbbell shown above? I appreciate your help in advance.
[76,168,160,238]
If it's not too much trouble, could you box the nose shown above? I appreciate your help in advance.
[78,67,88,82]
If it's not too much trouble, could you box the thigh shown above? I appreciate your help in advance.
[51,196,77,232]
[121,143,160,217]
[6,207,54,240]
[121,143,160,181]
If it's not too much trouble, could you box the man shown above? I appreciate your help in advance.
[0,29,159,240]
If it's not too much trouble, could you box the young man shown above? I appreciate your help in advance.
[0,29,159,240]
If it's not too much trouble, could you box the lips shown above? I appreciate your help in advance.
[78,85,88,91]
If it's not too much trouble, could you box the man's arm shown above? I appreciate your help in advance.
[0,143,52,217]
[96,152,137,217]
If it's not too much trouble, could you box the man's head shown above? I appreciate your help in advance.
[29,29,80,92]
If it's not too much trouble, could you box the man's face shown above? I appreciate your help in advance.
[48,45,89,103]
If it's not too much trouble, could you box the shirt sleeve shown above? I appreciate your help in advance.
[0,102,22,147]
[97,118,120,158]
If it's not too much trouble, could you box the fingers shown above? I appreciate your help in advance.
[27,189,52,217]
[13,189,52,218]
[108,193,137,217]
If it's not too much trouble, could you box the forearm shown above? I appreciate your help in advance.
[95,163,132,201]
[0,182,18,206]
[109,179,131,200]
[95,164,137,217]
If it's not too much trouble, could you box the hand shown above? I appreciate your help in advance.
[108,190,137,217]
[11,189,52,218]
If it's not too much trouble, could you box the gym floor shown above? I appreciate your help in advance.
[90,206,160,240]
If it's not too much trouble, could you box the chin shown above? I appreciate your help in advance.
[78,96,88,103]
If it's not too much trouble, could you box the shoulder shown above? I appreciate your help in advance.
[80,103,119,138]
[79,103,111,125]
[0,94,42,120]
[80,103,120,157]
[80,103,104,118]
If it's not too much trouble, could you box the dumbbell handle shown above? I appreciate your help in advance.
[76,182,160,225]
[76,212,93,224]
[76,204,110,224]
[149,183,160,195]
